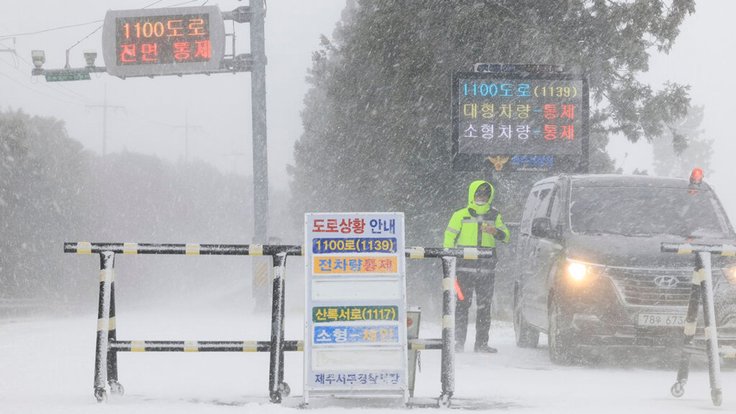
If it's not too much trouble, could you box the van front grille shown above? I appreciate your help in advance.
[606,268,697,307]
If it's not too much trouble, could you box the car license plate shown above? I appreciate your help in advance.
[638,313,685,327]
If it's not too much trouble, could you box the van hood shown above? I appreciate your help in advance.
[564,233,736,268]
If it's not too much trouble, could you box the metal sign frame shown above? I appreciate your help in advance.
[661,242,736,407]
[101,6,226,78]
[304,213,408,404]
[451,70,589,173]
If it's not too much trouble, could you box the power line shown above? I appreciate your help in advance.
[65,25,103,61]
[61,24,104,68]
[0,28,99,105]
[0,20,103,40]
[0,54,92,105]
[8,52,91,101]
[0,0,178,41]
[0,59,91,106]
[167,0,200,8]
[144,0,167,8]
[0,70,86,108]
[0,36,15,54]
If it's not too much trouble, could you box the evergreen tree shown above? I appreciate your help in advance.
[0,109,90,299]
[652,105,712,178]
[290,0,694,245]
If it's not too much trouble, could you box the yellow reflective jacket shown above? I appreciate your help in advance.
[443,180,510,248]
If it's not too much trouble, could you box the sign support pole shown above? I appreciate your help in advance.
[250,0,268,245]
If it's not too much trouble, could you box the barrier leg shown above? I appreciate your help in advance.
[698,252,722,406]
[107,277,124,395]
[269,252,288,403]
[438,257,456,407]
[93,251,115,402]
[671,255,703,399]
[406,308,422,399]
[278,253,289,398]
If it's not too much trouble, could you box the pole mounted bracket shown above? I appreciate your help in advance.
[224,6,251,23]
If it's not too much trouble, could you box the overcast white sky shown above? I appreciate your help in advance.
[0,0,346,185]
[1,1,735,216]
[616,1,736,214]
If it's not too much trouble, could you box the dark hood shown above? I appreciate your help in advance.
[564,233,736,268]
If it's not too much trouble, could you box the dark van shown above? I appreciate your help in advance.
[512,174,736,363]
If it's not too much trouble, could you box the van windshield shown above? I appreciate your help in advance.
[570,185,733,238]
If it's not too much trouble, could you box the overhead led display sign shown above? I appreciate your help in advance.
[452,70,589,173]
[102,6,226,78]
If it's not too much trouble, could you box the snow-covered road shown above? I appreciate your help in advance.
[1,305,735,413]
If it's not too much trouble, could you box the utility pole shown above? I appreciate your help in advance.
[172,110,203,163]
[251,0,268,244]
[86,85,123,156]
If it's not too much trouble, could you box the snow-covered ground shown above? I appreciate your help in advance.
[2,300,735,413]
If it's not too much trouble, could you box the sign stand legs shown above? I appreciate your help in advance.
[93,252,115,403]
[107,272,124,396]
[439,256,456,407]
[268,252,289,403]
[670,251,722,406]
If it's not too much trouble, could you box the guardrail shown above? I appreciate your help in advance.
[64,241,493,406]
[661,242,736,406]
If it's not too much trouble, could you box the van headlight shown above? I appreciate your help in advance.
[723,266,736,285]
[567,261,588,282]
[565,259,602,284]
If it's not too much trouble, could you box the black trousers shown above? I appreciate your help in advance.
[455,258,496,347]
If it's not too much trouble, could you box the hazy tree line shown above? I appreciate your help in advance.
[0,109,252,308]
[288,0,700,314]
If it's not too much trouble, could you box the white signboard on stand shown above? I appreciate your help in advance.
[304,213,408,404]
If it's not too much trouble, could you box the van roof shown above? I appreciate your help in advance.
[537,174,703,189]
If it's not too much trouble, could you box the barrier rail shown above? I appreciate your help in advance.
[661,242,736,406]
[64,241,493,406]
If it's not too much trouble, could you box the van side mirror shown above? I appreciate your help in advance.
[531,217,554,239]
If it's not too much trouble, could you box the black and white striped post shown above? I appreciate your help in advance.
[67,242,491,406]
[439,256,457,407]
[406,247,493,408]
[269,251,289,403]
[107,255,123,396]
[65,242,302,403]
[93,251,114,402]
[662,242,736,406]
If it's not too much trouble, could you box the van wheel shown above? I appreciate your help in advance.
[514,288,539,348]
[548,294,573,365]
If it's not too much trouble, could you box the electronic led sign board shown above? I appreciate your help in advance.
[102,6,226,78]
[452,71,589,173]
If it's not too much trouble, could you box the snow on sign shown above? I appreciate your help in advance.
[304,213,408,404]
[101,6,226,78]
[451,68,589,173]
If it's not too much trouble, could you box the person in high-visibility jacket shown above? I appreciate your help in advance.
[444,180,510,353]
